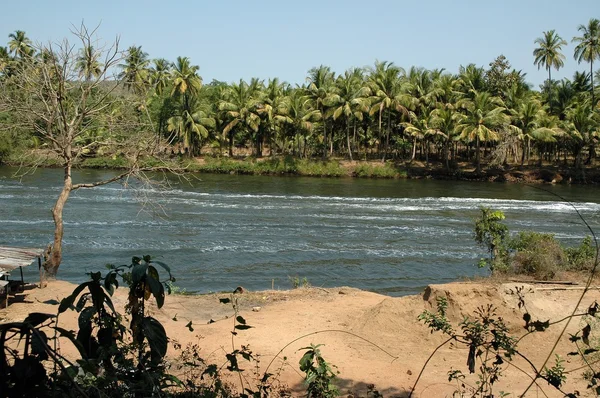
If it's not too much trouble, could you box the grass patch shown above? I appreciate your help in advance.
[353,162,405,178]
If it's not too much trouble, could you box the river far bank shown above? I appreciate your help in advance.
[4,149,600,185]
[2,278,600,397]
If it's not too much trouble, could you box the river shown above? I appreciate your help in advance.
[1,166,599,296]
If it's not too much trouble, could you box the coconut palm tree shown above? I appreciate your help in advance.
[219,79,261,157]
[284,89,321,157]
[150,58,172,96]
[325,68,371,160]
[119,46,150,95]
[8,30,33,59]
[167,99,215,156]
[533,30,567,83]
[430,105,458,169]
[455,92,511,173]
[565,101,600,168]
[75,45,103,81]
[255,78,291,156]
[0,46,10,77]
[368,60,411,161]
[306,65,335,158]
[573,18,600,104]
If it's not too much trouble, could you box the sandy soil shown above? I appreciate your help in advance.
[2,280,600,397]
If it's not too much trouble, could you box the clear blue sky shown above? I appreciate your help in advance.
[1,0,598,88]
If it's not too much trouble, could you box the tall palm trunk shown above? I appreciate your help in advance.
[346,122,353,161]
[475,136,482,174]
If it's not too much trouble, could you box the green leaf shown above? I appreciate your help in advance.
[219,298,231,304]
[142,316,168,364]
[186,321,194,332]
[236,315,246,325]
[146,266,165,308]
[132,262,148,285]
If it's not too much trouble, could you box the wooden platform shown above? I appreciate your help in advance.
[0,246,44,307]
[0,246,45,272]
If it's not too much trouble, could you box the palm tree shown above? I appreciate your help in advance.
[368,60,411,161]
[171,57,202,98]
[0,46,10,77]
[325,68,371,160]
[8,30,33,59]
[166,57,207,156]
[511,97,558,165]
[167,100,215,156]
[75,45,102,81]
[455,92,511,173]
[119,46,150,94]
[565,101,600,168]
[533,30,567,83]
[255,78,291,156]
[573,18,600,104]
[306,65,335,158]
[219,79,261,157]
[430,105,458,170]
[150,58,172,96]
[284,90,321,157]
[457,64,487,98]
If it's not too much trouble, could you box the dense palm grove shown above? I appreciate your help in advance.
[1,19,599,174]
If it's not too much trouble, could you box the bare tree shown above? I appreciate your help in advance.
[1,24,168,278]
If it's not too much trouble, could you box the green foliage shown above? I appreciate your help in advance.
[299,344,339,398]
[289,276,310,288]
[543,355,566,388]
[508,231,566,279]
[417,296,454,335]
[564,235,596,271]
[474,207,509,273]
[353,163,402,178]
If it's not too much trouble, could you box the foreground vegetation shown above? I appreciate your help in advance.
[1,20,600,178]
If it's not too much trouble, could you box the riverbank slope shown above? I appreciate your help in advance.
[2,280,599,397]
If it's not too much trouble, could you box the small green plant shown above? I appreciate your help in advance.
[289,276,310,288]
[543,355,566,388]
[299,344,339,398]
[474,207,509,273]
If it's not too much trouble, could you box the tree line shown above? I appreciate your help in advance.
[1,20,599,174]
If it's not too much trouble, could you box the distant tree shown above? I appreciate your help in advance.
[572,18,600,104]
[533,30,567,83]
[119,45,150,94]
[75,44,103,81]
[455,92,511,173]
[368,60,410,161]
[7,30,33,59]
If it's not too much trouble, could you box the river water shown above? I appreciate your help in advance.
[1,166,599,296]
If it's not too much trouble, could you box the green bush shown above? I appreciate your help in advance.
[564,236,596,271]
[509,232,567,279]
[353,163,402,178]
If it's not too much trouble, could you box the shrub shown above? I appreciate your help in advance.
[564,236,596,271]
[509,232,567,279]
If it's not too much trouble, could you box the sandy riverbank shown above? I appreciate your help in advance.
[2,279,599,397]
